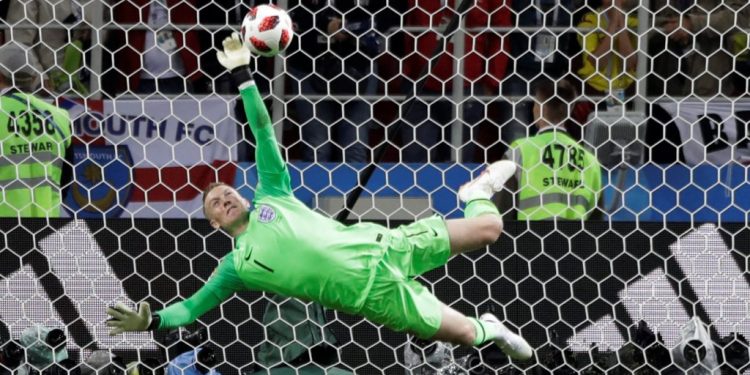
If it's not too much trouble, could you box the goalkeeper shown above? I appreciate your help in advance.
[106,34,533,361]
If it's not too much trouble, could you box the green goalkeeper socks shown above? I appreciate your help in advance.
[464,199,500,218]
[469,317,502,346]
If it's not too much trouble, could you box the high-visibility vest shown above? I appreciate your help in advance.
[508,128,602,220]
[0,92,72,217]
[731,32,749,62]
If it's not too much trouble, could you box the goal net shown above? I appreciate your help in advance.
[1,0,750,374]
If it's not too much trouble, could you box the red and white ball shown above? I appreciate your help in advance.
[240,5,294,57]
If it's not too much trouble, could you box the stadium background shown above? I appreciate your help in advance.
[2,0,750,373]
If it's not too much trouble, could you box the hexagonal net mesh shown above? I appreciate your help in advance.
[0,0,750,374]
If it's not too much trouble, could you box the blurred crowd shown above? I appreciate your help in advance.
[1,0,748,163]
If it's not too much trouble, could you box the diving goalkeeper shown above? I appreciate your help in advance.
[105,34,533,361]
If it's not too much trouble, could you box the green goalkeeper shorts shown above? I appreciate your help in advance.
[359,216,451,339]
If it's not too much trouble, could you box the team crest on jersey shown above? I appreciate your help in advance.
[257,205,276,223]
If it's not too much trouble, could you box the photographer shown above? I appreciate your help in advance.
[18,326,68,370]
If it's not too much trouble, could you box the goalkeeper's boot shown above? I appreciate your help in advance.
[479,313,533,360]
[458,160,516,202]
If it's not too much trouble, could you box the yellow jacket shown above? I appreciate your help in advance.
[577,11,638,93]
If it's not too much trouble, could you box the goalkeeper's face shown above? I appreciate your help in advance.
[204,184,250,232]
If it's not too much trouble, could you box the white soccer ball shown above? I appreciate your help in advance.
[240,5,294,57]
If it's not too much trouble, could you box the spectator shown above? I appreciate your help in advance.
[3,0,93,95]
[0,42,73,218]
[195,0,251,94]
[400,0,512,162]
[576,0,638,111]
[646,0,690,97]
[732,32,750,95]
[496,78,602,220]
[504,0,577,145]
[660,0,750,97]
[286,0,386,163]
[106,0,203,95]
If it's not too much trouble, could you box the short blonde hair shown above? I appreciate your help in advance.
[202,182,230,217]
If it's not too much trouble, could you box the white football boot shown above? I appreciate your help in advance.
[458,160,517,202]
[479,313,533,361]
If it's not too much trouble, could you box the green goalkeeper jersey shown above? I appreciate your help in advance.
[156,83,389,329]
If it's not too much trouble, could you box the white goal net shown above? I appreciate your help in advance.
[1,0,750,374]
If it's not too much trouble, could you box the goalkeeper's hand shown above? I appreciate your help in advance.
[106,302,152,336]
[216,32,251,71]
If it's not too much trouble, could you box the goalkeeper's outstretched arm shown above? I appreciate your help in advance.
[218,33,292,198]
[106,256,245,335]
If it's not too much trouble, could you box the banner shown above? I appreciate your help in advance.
[659,101,750,165]
[2,220,748,371]
[58,96,238,218]
[234,162,750,223]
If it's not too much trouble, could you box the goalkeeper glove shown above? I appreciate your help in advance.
[216,32,250,70]
[106,302,158,335]
[216,32,254,88]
